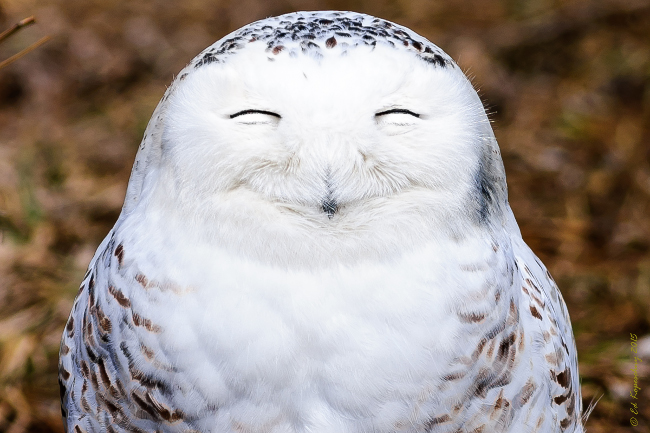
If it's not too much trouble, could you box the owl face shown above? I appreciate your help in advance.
[158,36,491,220]
[126,12,507,267]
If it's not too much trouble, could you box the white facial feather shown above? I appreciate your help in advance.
[127,27,504,268]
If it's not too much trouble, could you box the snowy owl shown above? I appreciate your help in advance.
[59,11,583,433]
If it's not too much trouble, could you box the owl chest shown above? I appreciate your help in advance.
[117,236,511,412]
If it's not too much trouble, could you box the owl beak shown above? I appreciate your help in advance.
[322,197,338,219]
[321,169,338,219]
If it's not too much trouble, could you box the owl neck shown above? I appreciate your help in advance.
[118,179,509,271]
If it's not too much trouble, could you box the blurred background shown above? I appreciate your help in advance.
[0,0,648,431]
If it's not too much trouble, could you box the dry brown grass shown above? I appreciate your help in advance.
[0,0,648,431]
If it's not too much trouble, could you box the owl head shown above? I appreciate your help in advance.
[119,11,510,267]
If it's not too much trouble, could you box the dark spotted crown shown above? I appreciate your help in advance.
[192,11,454,69]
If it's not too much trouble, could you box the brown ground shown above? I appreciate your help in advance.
[0,0,648,432]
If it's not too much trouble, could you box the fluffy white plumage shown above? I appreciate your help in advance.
[59,11,583,433]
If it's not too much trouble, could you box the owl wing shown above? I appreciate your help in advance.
[423,232,583,433]
[511,237,583,432]
[58,232,190,433]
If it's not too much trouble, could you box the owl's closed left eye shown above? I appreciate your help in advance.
[230,109,282,125]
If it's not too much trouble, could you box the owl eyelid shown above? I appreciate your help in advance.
[230,109,282,119]
[375,109,420,118]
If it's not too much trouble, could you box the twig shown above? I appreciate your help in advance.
[0,35,51,70]
[0,16,36,44]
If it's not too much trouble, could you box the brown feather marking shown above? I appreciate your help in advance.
[145,391,185,422]
[442,371,465,381]
[561,339,570,354]
[560,418,571,430]
[90,368,99,389]
[88,275,96,307]
[84,314,93,340]
[129,364,171,393]
[80,360,90,379]
[141,344,155,360]
[114,243,124,266]
[95,304,112,333]
[66,316,74,337]
[132,391,159,419]
[508,339,519,368]
[97,357,111,388]
[491,389,511,420]
[59,366,70,381]
[492,389,504,412]
[497,333,516,363]
[132,312,162,333]
[81,395,92,412]
[529,305,543,320]
[458,311,487,323]
[566,392,576,416]
[108,285,131,308]
[425,414,451,428]
[506,299,518,325]
[115,378,127,397]
[545,352,559,366]
[525,277,542,294]
[486,339,496,359]
[108,384,120,399]
[472,338,487,360]
[135,273,149,288]
[554,394,568,404]
[519,378,536,405]
[556,368,571,388]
